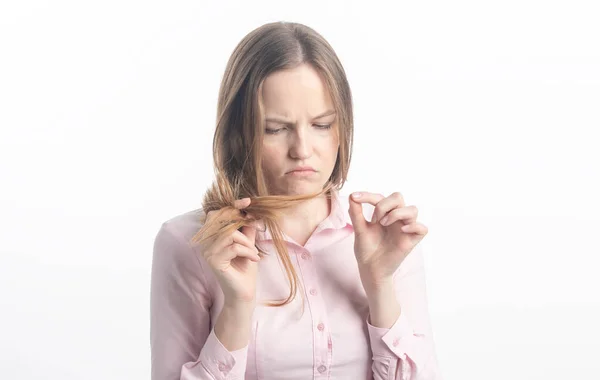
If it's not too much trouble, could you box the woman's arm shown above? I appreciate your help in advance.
[365,245,443,380]
[150,223,250,380]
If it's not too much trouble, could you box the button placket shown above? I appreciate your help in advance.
[294,247,331,377]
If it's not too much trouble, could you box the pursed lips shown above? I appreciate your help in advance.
[286,166,317,175]
[288,167,316,173]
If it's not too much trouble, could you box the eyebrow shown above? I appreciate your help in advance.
[265,109,336,123]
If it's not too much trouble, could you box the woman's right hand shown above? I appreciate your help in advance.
[200,198,261,307]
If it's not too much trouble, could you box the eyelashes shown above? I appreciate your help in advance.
[265,124,332,135]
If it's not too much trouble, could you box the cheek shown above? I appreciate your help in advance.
[261,145,284,175]
[261,144,284,161]
[324,135,340,160]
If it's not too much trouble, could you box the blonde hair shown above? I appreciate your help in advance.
[190,21,354,307]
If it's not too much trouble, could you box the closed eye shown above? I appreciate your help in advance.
[265,127,286,134]
[265,124,332,134]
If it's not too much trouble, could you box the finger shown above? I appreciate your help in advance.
[210,228,254,254]
[233,198,251,210]
[400,222,429,235]
[380,205,418,226]
[240,225,257,246]
[371,192,405,223]
[226,242,261,263]
[232,229,257,250]
[348,197,367,233]
[350,192,385,223]
[350,192,385,207]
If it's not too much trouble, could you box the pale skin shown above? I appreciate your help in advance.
[201,63,429,351]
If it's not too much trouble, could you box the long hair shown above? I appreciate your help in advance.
[190,21,354,307]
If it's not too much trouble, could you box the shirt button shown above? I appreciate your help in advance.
[218,362,229,371]
[301,252,310,260]
[393,338,400,347]
[309,288,318,296]
[317,323,325,331]
[317,365,327,373]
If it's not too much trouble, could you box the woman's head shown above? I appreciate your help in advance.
[193,22,354,307]
[213,21,354,198]
[261,63,339,197]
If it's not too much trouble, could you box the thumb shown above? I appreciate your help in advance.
[348,196,368,233]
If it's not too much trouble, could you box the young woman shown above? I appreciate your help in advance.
[150,21,442,380]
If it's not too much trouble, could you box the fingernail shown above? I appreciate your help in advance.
[380,216,389,225]
[352,192,362,199]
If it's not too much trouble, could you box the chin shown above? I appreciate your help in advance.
[284,182,326,196]
[267,174,330,196]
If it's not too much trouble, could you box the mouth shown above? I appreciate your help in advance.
[287,168,316,174]
[287,166,316,173]
[286,167,317,176]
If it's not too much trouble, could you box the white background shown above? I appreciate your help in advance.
[1,1,599,379]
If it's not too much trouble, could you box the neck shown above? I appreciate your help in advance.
[278,191,332,246]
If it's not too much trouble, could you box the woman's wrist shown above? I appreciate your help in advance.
[214,302,256,351]
[223,295,256,312]
[363,280,401,329]
[359,269,394,296]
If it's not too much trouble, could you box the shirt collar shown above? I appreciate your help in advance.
[255,188,353,242]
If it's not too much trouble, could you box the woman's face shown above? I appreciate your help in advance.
[260,63,340,196]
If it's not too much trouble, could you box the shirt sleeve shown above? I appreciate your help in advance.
[366,245,443,380]
[150,222,249,380]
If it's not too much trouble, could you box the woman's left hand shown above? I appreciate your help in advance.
[348,191,429,290]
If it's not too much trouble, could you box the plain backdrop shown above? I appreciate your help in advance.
[1,1,599,379]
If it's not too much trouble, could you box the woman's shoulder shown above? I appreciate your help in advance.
[151,207,216,299]
[157,207,206,243]
[152,207,207,267]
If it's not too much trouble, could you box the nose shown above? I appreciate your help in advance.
[289,126,312,160]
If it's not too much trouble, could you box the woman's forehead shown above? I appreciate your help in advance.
[262,65,332,108]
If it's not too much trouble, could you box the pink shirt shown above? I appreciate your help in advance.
[150,190,442,380]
